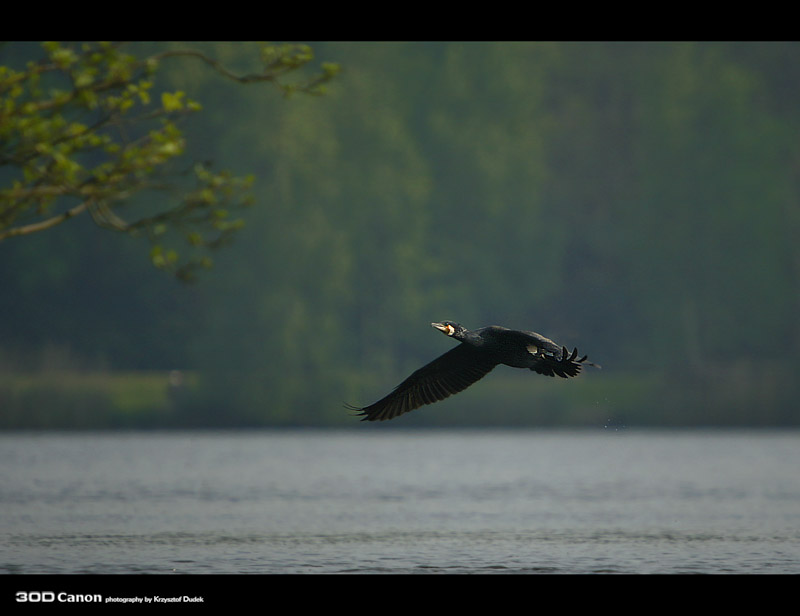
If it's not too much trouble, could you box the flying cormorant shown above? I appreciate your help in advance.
[348,321,598,422]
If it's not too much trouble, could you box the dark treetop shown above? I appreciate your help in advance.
[349,321,598,422]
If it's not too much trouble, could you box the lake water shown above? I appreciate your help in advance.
[2,428,799,575]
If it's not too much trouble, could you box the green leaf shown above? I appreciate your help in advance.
[161,91,185,112]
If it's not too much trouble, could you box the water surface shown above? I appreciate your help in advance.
[2,428,799,574]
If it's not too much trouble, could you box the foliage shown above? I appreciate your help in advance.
[1,42,799,427]
[0,41,339,280]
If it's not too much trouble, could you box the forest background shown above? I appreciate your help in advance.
[1,41,798,429]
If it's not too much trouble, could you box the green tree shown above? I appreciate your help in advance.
[0,41,339,280]
[178,43,440,424]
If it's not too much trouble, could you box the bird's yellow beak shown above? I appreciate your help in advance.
[432,322,454,336]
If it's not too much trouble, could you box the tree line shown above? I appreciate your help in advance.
[1,42,798,427]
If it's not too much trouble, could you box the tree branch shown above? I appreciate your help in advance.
[151,49,284,85]
[0,201,88,240]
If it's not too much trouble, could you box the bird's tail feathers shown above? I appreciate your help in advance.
[532,346,600,377]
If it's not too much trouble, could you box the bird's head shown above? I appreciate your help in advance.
[432,321,466,339]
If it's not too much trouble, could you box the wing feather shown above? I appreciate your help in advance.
[347,344,498,422]
[530,346,597,378]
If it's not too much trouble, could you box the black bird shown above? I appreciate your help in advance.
[348,321,598,422]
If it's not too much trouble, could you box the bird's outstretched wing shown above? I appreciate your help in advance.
[530,346,595,378]
[346,344,498,422]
